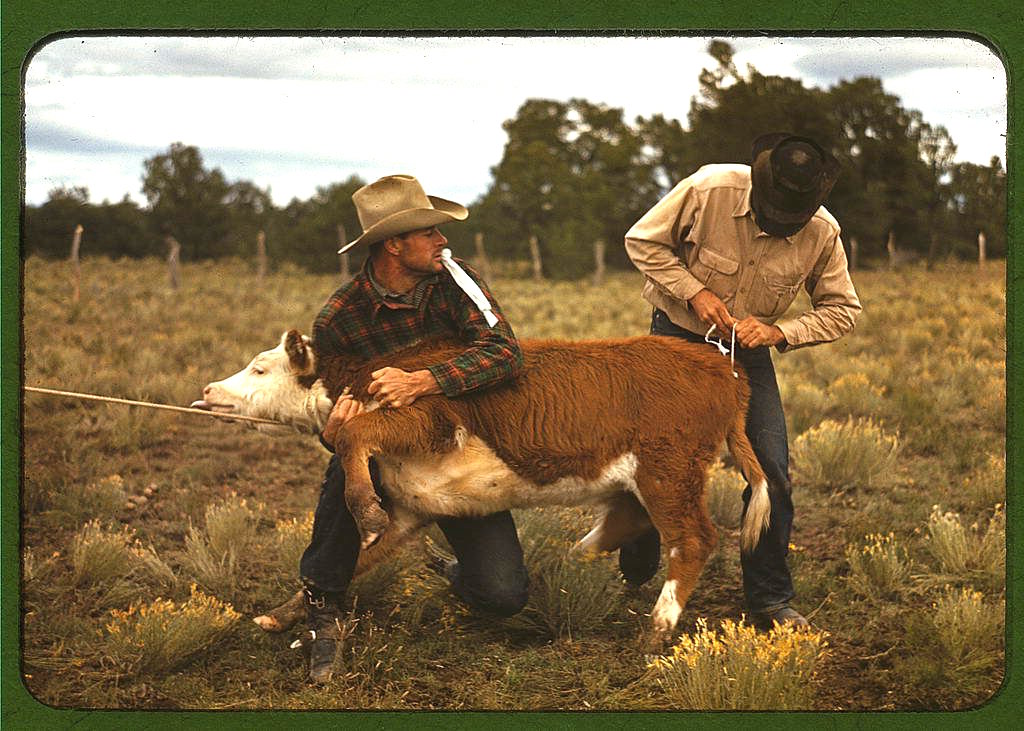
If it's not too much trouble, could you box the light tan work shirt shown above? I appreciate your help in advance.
[625,164,861,351]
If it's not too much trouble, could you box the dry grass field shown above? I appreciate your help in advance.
[18,255,1006,713]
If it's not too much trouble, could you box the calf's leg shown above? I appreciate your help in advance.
[573,492,654,556]
[635,460,717,639]
[335,406,459,549]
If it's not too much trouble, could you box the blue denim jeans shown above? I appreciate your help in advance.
[637,309,796,614]
[299,454,529,617]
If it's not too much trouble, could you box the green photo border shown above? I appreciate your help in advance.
[2,2,1019,728]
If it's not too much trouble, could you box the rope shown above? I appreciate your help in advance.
[22,386,286,426]
[704,324,740,379]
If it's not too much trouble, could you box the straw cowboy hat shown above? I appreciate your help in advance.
[750,133,841,234]
[338,175,469,254]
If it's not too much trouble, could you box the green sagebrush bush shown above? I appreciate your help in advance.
[272,512,314,579]
[69,520,177,608]
[53,473,128,524]
[180,497,258,599]
[71,520,137,587]
[925,505,1004,591]
[897,586,1004,706]
[781,381,827,436]
[705,460,744,529]
[104,584,240,677]
[649,617,829,710]
[845,533,913,599]
[515,510,622,640]
[792,418,900,495]
[962,454,1006,510]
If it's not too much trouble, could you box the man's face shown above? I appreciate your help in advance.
[395,226,448,275]
[750,189,810,238]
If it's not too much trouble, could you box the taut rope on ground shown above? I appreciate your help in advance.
[23,386,286,426]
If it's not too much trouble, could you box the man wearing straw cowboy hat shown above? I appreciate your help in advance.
[300,175,528,683]
[624,133,861,630]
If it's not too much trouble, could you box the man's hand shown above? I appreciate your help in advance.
[322,393,365,447]
[734,317,786,348]
[688,288,737,335]
[367,368,441,409]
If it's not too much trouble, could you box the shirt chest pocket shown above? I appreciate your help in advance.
[689,246,740,297]
[752,273,803,318]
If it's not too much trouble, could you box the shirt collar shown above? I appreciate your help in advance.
[734,184,798,243]
[364,259,440,310]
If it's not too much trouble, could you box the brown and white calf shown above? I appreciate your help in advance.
[194,330,771,639]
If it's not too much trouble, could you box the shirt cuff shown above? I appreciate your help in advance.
[773,319,803,352]
[426,362,464,397]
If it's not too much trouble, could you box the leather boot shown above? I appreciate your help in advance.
[302,587,343,684]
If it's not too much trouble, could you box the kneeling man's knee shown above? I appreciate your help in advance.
[458,567,529,617]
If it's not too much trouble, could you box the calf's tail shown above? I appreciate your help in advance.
[725,410,771,553]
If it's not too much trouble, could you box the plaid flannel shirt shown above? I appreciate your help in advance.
[312,257,523,397]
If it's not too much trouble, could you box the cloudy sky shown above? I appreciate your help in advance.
[24,34,1006,208]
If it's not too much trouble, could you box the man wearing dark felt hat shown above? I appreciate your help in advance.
[623,133,861,629]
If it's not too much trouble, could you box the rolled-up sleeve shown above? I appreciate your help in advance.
[774,234,861,350]
[625,178,707,303]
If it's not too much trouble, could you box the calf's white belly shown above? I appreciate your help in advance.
[376,435,638,518]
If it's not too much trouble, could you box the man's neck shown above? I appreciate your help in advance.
[369,255,426,295]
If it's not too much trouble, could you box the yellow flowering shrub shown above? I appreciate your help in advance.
[105,584,240,676]
[649,618,828,710]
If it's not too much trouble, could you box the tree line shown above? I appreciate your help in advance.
[24,42,1005,279]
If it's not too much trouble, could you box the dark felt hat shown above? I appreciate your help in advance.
[750,133,841,231]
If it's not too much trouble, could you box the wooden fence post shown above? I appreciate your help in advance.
[166,236,181,290]
[978,231,986,267]
[593,239,606,286]
[849,236,858,271]
[256,230,267,279]
[886,231,897,270]
[69,224,83,303]
[338,224,351,281]
[473,232,491,281]
[528,235,543,281]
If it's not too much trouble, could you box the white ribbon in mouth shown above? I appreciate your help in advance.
[440,248,499,327]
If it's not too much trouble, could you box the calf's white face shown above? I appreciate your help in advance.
[192,330,330,433]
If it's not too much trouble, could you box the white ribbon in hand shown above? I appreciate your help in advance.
[440,248,499,327]
[704,324,739,379]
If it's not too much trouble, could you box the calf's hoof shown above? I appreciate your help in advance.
[355,502,389,549]
[252,589,306,633]
[642,627,673,654]
[253,615,284,632]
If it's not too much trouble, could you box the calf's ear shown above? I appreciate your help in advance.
[283,329,313,375]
